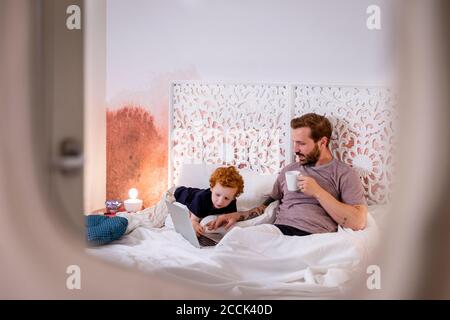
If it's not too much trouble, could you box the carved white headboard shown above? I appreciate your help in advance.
[169,82,396,205]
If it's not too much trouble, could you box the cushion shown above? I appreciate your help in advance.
[85,215,128,246]
[175,163,219,189]
[236,169,277,211]
[367,204,390,230]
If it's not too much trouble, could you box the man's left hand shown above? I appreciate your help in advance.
[297,175,324,198]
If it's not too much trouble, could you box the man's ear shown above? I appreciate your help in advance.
[319,137,328,148]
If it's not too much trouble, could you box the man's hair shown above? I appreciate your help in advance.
[290,113,332,147]
[209,166,244,198]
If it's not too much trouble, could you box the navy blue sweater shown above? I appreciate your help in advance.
[174,186,237,218]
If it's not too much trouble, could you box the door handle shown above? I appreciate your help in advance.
[55,138,84,175]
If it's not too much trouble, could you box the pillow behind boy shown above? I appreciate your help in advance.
[236,169,277,211]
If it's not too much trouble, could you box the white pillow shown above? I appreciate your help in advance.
[175,163,219,189]
[367,204,391,229]
[236,169,277,211]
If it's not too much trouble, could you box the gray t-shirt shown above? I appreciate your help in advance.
[271,158,367,234]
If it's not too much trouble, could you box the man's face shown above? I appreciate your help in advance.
[210,183,237,209]
[292,127,321,166]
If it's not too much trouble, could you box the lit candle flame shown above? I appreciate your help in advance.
[128,188,138,199]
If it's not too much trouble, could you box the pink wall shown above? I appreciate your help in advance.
[106,106,167,207]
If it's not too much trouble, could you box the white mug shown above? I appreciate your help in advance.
[285,170,301,191]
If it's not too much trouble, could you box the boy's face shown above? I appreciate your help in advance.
[210,183,238,209]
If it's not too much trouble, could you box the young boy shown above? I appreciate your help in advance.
[111,166,244,237]
[174,166,244,236]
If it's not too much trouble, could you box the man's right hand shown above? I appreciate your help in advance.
[206,212,241,231]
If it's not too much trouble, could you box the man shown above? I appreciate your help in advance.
[208,113,368,236]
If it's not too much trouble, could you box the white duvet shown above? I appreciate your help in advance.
[86,208,380,299]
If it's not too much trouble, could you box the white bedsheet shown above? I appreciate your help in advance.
[86,210,380,299]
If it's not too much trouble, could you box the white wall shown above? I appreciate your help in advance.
[107,0,393,104]
[85,0,107,212]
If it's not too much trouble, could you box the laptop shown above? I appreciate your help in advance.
[166,200,220,248]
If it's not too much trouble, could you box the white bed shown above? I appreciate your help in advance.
[87,216,382,299]
[87,82,394,299]
[87,164,385,299]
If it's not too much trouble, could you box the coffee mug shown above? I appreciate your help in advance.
[285,170,301,191]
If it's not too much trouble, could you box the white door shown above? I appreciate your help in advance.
[43,0,85,227]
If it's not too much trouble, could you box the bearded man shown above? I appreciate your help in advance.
[208,113,368,236]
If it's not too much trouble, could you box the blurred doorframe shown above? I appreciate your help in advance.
[42,0,84,228]
[0,0,217,299]
[83,0,107,213]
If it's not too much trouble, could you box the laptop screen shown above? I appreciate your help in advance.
[166,201,201,248]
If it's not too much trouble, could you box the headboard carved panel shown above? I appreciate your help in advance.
[170,82,396,205]
[293,85,396,204]
[170,83,290,186]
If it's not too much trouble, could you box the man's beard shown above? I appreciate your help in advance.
[296,144,321,166]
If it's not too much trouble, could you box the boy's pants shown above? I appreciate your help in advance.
[86,215,128,246]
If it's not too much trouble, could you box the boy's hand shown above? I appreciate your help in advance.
[207,212,240,231]
[191,219,204,237]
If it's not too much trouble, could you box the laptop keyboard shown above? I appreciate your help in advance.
[198,234,217,247]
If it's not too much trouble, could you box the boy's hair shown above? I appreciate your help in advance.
[291,113,332,147]
[209,166,244,198]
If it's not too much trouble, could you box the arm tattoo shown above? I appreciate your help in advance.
[244,205,267,220]
[342,216,348,226]
[263,197,276,207]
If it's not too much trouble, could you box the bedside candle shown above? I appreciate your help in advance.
[124,188,143,212]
